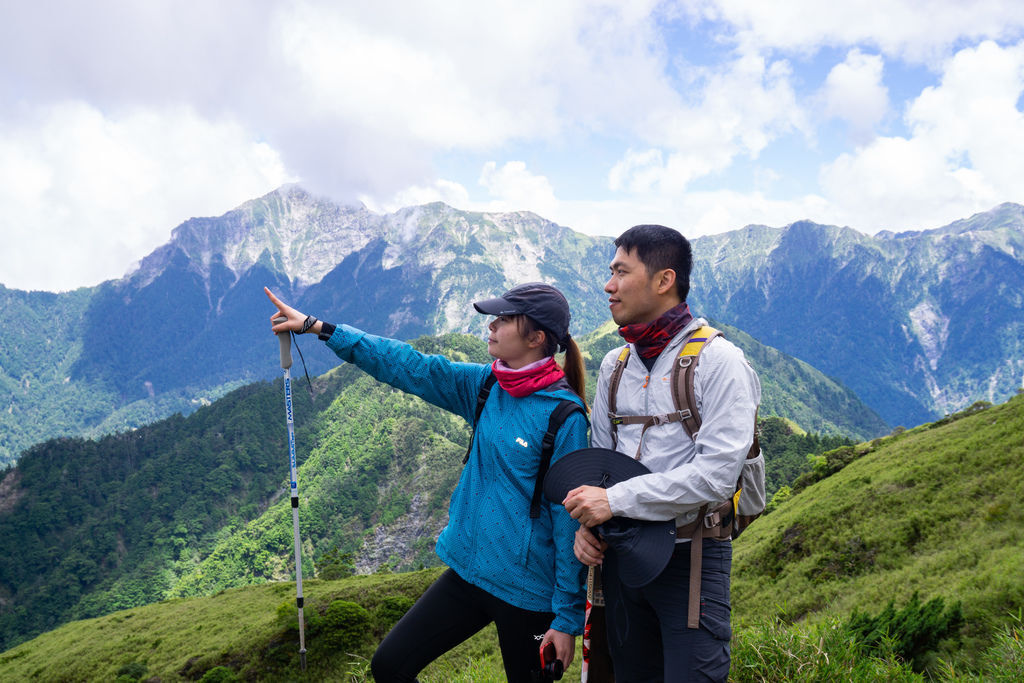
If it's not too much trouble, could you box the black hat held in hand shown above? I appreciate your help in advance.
[543,448,677,588]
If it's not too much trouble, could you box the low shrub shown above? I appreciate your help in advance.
[846,592,964,673]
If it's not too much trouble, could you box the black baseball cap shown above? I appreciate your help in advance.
[473,282,571,344]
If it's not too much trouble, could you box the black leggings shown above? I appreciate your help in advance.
[370,568,554,682]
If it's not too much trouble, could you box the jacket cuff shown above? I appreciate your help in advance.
[317,322,336,341]
[550,612,584,636]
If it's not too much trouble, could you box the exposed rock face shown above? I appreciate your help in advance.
[353,493,447,573]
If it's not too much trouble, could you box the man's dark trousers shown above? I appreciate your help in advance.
[602,539,732,682]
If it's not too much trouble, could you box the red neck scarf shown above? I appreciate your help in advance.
[618,302,694,359]
[491,357,565,397]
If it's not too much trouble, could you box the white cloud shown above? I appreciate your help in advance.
[371,161,560,219]
[821,49,889,141]
[609,149,668,194]
[820,41,1024,231]
[478,162,559,215]
[0,103,292,291]
[277,4,541,149]
[364,180,471,214]
[3,1,1024,292]
[680,0,1024,64]
[401,160,835,241]
[607,53,808,195]
[550,187,835,239]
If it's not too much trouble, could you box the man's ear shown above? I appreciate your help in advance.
[654,268,677,296]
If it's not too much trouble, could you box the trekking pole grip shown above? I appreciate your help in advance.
[274,316,293,370]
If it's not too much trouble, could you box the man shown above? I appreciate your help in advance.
[564,224,762,682]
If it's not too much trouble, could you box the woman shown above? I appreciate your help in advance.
[264,282,589,682]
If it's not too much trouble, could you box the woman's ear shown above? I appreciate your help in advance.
[526,328,547,349]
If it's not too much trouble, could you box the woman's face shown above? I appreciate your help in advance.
[487,315,542,367]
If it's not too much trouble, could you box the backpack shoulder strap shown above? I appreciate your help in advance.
[530,399,585,519]
[671,325,721,440]
[606,346,631,450]
[463,372,497,464]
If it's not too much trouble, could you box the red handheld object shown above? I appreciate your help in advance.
[540,643,564,680]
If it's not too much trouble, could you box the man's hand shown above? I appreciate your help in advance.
[563,485,612,527]
[572,525,608,566]
[539,628,575,670]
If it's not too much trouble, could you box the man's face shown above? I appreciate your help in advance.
[605,246,663,326]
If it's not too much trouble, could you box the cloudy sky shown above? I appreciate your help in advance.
[3,1,1024,292]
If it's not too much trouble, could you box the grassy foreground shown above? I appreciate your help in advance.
[1,572,1020,682]
[0,570,488,682]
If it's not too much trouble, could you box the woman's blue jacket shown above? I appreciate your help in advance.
[325,324,588,635]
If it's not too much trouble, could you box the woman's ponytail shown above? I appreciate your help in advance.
[559,335,588,411]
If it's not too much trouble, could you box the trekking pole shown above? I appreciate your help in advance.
[275,317,307,670]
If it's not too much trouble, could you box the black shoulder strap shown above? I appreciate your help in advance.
[530,399,585,519]
[463,373,497,464]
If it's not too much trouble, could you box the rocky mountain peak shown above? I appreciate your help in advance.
[128,185,382,290]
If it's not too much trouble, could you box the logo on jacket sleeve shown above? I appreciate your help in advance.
[516,437,529,448]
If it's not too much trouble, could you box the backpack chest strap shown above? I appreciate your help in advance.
[608,410,695,460]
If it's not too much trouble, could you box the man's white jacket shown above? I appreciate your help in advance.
[592,316,763,530]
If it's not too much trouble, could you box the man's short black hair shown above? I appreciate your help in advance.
[614,224,692,302]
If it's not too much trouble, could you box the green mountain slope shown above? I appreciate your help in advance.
[170,327,882,601]
[2,395,1022,681]
[0,329,874,651]
[732,392,1024,653]
[0,335,487,651]
[0,571,461,682]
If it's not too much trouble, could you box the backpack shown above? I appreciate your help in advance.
[464,373,585,519]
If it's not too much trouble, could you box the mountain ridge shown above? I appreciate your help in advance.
[690,202,1024,425]
[2,188,1022,462]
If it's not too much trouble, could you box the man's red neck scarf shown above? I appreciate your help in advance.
[491,357,565,397]
[618,302,694,359]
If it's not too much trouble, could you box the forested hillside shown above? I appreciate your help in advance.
[0,330,866,651]
[0,371,338,651]
[578,319,887,439]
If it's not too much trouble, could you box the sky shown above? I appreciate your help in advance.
[3,1,1024,292]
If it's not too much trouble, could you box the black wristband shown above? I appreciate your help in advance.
[299,315,318,334]
[318,322,336,341]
